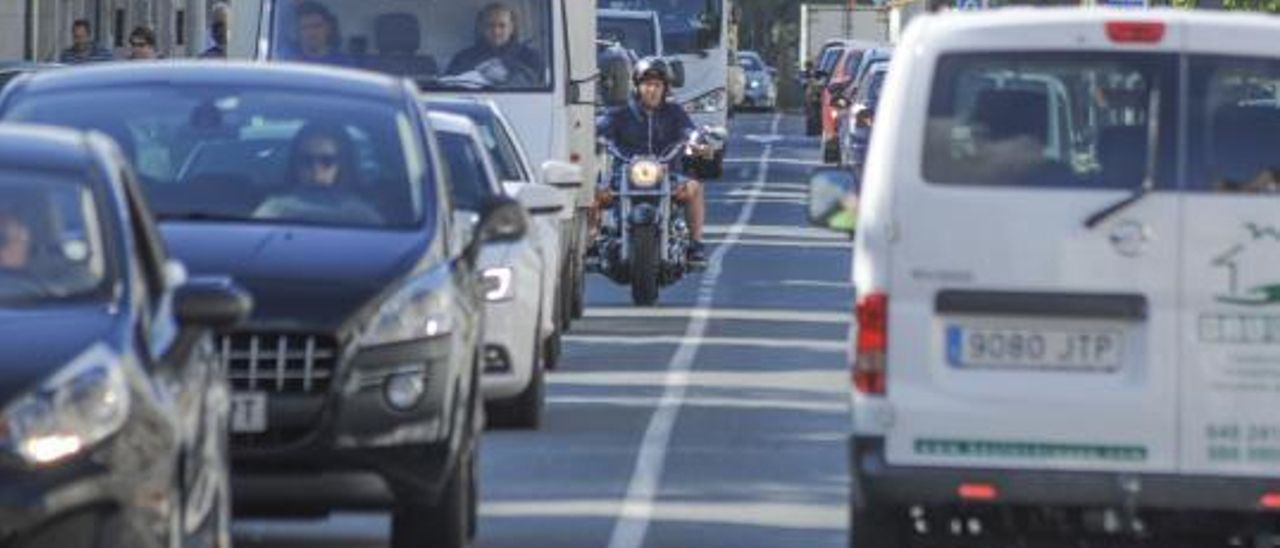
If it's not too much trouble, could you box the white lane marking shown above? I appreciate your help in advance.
[584,307,847,323]
[564,335,846,353]
[495,500,846,531]
[606,113,783,548]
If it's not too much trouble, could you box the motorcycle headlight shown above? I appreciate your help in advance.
[1,344,131,467]
[361,276,454,348]
[481,267,515,302]
[629,160,665,189]
[683,89,727,114]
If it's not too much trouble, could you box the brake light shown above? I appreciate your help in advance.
[959,483,999,501]
[1261,493,1280,510]
[853,292,888,395]
[1106,21,1165,44]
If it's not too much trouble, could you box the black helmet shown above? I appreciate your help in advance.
[632,57,673,88]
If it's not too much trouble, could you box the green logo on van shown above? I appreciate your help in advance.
[1213,225,1280,307]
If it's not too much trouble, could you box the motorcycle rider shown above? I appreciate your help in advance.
[594,57,711,265]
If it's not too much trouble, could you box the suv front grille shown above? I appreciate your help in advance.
[222,333,338,393]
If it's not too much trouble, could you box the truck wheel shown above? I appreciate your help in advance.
[849,504,904,548]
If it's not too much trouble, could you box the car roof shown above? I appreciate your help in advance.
[425,97,497,120]
[7,61,408,101]
[0,123,98,174]
[598,8,658,21]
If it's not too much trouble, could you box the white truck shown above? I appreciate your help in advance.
[799,3,889,66]
[227,0,598,323]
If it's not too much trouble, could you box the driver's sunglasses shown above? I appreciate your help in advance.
[301,153,339,169]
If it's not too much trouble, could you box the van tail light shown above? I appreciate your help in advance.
[1261,493,1280,510]
[1106,21,1165,44]
[853,292,888,395]
[959,483,999,501]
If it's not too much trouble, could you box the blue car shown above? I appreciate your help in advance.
[736,50,777,111]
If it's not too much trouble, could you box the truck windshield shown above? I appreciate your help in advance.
[599,16,658,58]
[597,0,724,55]
[269,0,555,92]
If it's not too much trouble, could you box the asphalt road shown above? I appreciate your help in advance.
[233,111,855,548]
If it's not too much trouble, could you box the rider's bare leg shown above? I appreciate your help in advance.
[682,179,705,242]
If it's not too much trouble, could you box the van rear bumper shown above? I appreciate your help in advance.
[851,436,1280,513]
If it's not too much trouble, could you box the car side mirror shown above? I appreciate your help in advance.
[476,196,527,245]
[174,277,253,330]
[833,96,851,110]
[807,167,858,233]
[516,184,566,217]
[669,59,686,89]
[540,160,583,190]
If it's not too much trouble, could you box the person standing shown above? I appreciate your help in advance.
[200,2,231,59]
[58,19,114,64]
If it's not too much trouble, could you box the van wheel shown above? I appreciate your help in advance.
[391,453,471,548]
[849,504,904,548]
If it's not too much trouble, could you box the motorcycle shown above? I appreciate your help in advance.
[589,129,717,306]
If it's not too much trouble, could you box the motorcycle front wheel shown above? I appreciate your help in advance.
[629,224,661,306]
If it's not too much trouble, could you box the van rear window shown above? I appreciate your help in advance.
[923,52,1177,190]
[1187,56,1280,193]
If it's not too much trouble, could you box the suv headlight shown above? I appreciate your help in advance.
[683,89,727,114]
[629,160,665,189]
[481,267,515,302]
[1,344,130,466]
[361,276,454,348]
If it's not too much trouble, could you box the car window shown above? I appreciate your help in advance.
[438,132,499,211]
[819,47,844,74]
[842,50,864,76]
[270,0,554,92]
[859,69,887,106]
[0,171,113,305]
[1188,55,1280,193]
[600,17,658,58]
[6,86,431,230]
[482,118,531,183]
[923,52,1177,190]
[739,54,763,72]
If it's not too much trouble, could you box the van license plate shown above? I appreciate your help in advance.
[230,392,268,433]
[946,326,1122,371]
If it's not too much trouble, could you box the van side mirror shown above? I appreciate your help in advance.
[669,59,686,89]
[807,167,858,233]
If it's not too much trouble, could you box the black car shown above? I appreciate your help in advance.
[0,124,250,548]
[0,62,527,548]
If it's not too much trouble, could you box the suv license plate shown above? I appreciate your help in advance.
[230,392,268,433]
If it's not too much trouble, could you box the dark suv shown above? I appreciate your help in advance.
[0,62,527,548]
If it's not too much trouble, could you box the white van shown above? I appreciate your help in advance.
[227,0,597,321]
[846,8,1280,546]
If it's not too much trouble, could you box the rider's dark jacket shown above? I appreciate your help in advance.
[597,96,696,171]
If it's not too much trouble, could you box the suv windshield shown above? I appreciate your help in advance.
[270,0,554,92]
[0,174,112,304]
[7,87,429,229]
[599,16,657,58]
[598,0,724,55]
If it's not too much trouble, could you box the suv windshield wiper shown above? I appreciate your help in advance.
[1084,87,1161,230]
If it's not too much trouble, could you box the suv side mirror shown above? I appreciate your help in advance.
[175,277,253,330]
[516,184,566,217]
[541,160,583,190]
[668,59,686,89]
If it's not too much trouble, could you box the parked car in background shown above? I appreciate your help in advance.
[837,62,888,174]
[0,62,525,548]
[736,50,777,111]
[822,42,883,163]
[0,124,250,548]
[427,105,566,429]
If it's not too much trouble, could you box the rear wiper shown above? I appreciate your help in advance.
[1084,87,1161,230]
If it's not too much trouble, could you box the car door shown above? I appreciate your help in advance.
[1178,52,1280,478]
[884,48,1184,474]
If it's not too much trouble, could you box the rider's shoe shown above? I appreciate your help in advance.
[687,240,708,270]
